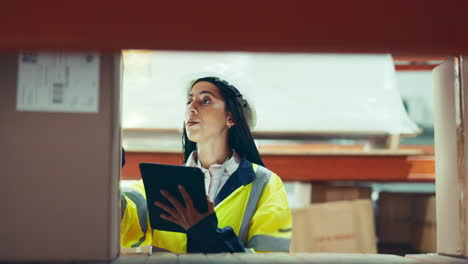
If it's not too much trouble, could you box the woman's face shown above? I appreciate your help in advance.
[185,81,232,143]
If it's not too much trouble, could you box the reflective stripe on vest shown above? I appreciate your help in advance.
[121,194,127,221]
[246,235,290,252]
[122,187,148,247]
[238,165,272,245]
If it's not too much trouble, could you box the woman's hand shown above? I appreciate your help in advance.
[154,185,215,230]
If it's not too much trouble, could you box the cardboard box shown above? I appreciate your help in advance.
[0,53,121,262]
[412,223,436,254]
[378,193,413,244]
[378,192,436,253]
[411,196,436,253]
[311,184,372,203]
[291,199,377,253]
[433,57,468,257]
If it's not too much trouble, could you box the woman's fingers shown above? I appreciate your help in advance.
[154,201,179,218]
[160,213,182,227]
[178,185,195,210]
[160,190,186,214]
[155,201,188,229]
[156,188,215,231]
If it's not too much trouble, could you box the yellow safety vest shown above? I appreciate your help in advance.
[121,160,292,253]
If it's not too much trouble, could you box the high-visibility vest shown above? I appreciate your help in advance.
[121,160,292,253]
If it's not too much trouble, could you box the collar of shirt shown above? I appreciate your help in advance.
[185,150,241,199]
[185,150,240,176]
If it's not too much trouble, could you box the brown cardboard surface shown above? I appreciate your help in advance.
[413,196,437,224]
[113,253,420,264]
[407,253,468,264]
[291,199,377,253]
[379,193,412,219]
[433,57,467,256]
[311,184,372,203]
[379,220,413,244]
[0,53,121,261]
[292,253,419,264]
[412,195,437,253]
[412,223,437,254]
[378,193,436,252]
[463,56,468,257]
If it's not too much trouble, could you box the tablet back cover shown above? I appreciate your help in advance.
[140,163,207,233]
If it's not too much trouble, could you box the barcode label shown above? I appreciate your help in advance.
[17,52,100,113]
[52,83,64,104]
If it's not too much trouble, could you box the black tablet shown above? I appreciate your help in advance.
[139,162,208,233]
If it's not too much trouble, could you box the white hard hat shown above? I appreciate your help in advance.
[188,75,257,130]
[236,91,256,130]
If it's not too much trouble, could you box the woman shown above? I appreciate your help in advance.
[121,77,291,253]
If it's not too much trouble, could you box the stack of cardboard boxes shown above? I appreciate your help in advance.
[290,183,436,254]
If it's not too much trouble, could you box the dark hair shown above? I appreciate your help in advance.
[182,76,264,166]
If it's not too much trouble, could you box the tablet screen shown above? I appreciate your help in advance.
[139,163,207,233]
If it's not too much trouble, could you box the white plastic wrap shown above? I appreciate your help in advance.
[123,51,418,135]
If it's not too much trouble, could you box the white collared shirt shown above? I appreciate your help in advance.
[185,150,241,200]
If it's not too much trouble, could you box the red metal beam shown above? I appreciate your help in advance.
[122,151,435,182]
[1,1,468,54]
[395,64,439,71]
